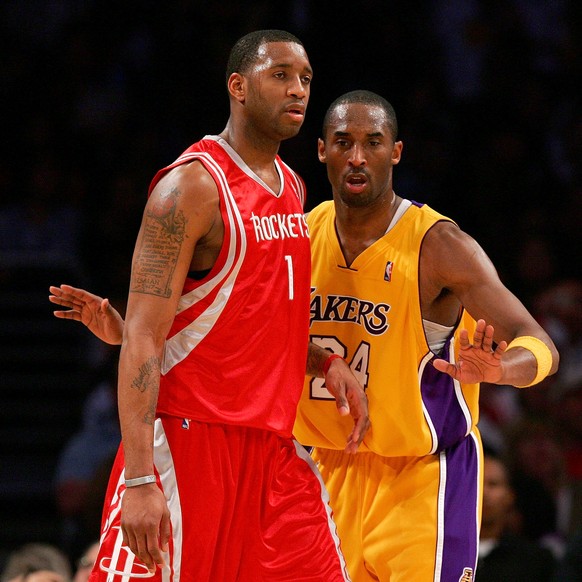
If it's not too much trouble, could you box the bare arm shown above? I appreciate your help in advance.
[421,222,559,386]
[118,161,221,572]
[306,342,370,453]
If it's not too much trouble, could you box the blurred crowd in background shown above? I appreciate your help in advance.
[1,1,581,580]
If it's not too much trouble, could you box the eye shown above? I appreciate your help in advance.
[301,75,312,85]
[274,71,286,79]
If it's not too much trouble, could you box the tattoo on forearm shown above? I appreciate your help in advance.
[131,187,188,297]
[144,403,157,426]
[132,356,160,394]
[132,356,160,426]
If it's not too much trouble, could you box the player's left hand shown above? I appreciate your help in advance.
[324,359,370,453]
[49,284,124,345]
[432,319,507,384]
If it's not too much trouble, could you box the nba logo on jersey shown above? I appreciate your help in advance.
[458,567,474,582]
[384,261,393,282]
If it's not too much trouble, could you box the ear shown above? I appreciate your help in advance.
[227,72,245,103]
[392,140,403,165]
[317,138,327,163]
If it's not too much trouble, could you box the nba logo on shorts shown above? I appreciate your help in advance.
[458,567,473,582]
[384,261,393,282]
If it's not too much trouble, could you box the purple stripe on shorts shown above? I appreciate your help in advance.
[438,434,480,582]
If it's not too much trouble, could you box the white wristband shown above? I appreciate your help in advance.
[125,474,156,488]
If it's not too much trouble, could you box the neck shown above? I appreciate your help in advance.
[335,191,399,235]
[334,191,400,267]
[219,122,280,171]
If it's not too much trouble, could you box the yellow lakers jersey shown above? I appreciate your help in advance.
[294,200,479,456]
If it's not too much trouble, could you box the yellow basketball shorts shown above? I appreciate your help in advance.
[312,430,483,582]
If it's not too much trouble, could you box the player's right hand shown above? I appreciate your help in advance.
[121,484,171,574]
[324,358,370,453]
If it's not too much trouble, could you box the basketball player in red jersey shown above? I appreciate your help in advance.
[49,30,368,582]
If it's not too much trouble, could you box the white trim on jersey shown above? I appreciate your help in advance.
[161,152,247,375]
[292,441,352,582]
[419,351,439,455]
[447,335,473,438]
[154,418,183,582]
[211,135,285,198]
[470,429,482,575]
[279,158,306,207]
[434,450,447,582]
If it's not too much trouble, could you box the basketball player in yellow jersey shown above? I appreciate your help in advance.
[295,90,559,582]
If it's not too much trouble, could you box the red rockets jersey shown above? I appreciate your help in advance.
[148,136,311,437]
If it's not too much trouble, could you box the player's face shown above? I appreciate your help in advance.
[481,457,515,528]
[318,103,402,208]
[243,41,312,140]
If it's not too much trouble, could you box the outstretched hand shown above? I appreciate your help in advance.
[49,284,125,345]
[324,359,370,453]
[432,319,507,384]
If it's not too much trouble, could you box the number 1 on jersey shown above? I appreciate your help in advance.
[284,255,294,300]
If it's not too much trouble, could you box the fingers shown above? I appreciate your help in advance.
[52,310,82,322]
[122,528,162,575]
[343,386,370,453]
[334,392,350,417]
[458,328,470,349]
[493,339,508,359]
[49,286,84,310]
[345,413,370,453]
[471,319,496,352]
[159,513,171,553]
[432,358,459,378]
[461,319,502,354]
[49,291,83,322]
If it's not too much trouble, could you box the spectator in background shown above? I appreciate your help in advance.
[53,350,120,559]
[503,416,582,557]
[0,155,83,266]
[533,279,582,389]
[1,543,71,582]
[477,452,556,581]
[553,381,582,481]
[72,542,98,582]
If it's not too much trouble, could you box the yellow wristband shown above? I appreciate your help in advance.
[506,336,553,387]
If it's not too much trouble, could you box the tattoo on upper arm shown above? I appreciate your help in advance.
[131,187,188,297]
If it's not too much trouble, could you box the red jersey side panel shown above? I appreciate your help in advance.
[150,136,311,437]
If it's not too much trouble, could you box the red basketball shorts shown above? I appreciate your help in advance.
[88,417,350,581]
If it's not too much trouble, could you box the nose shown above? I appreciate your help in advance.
[287,76,307,99]
[348,144,366,167]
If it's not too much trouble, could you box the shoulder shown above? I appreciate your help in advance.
[420,219,496,292]
[422,219,481,259]
[151,160,219,205]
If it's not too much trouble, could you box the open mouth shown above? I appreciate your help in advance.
[285,104,305,122]
[345,173,368,193]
